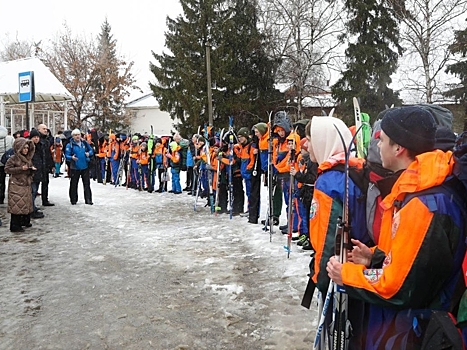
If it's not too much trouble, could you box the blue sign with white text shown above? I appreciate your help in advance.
[19,71,35,103]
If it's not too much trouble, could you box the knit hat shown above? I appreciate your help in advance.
[300,137,308,151]
[140,142,147,149]
[29,129,40,139]
[169,141,178,151]
[254,123,267,136]
[434,126,456,152]
[132,135,139,141]
[237,127,250,138]
[380,106,436,154]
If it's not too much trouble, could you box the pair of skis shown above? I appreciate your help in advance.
[204,124,215,213]
[262,112,275,241]
[284,127,298,258]
[228,116,234,220]
[314,120,366,350]
[103,129,111,185]
[214,128,225,215]
[353,97,371,159]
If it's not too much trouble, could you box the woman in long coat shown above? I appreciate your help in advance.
[5,137,36,232]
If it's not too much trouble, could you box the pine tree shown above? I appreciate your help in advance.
[150,0,280,135]
[445,27,467,131]
[92,19,137,130]
[331,0,402,124]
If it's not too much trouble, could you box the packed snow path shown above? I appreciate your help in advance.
[0,175,317,349]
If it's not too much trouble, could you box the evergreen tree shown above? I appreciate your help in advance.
[150,0,280,135]
[331,0,402,124]
[92,19,137,131]
[445,26,467,131]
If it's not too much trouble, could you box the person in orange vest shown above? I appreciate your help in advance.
[50,136,63,178]
[97,135,108,184]
[107,134,120,185]
[129,135,140,189]
[207,140,222,207]
[153,137,167,192]
[290,137,318,249]
[271,115,294,232]
[137,142,150,190]
[119,134,130,186]
[166,141,182,194]
[236,127,256,217]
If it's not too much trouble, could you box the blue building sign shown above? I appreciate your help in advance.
[19,71,35,103]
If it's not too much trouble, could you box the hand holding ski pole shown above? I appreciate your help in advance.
[348,238,373,267]
[327,256,344,286]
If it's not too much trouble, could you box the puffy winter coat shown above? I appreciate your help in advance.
[65,139,94,170]
[4,138,35,215]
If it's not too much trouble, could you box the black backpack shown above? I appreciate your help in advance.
[1,147,14,165]
[421,311,465,350]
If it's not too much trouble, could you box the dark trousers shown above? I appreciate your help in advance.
[31,181,40,212]
[157,168,168,192]
[0,166,5,204]
[232,176,244,214]
[217,183,228,212]
[41,172,50,204]
[69,168,92,204]
[186,166,194,188]
[248,173,261,223]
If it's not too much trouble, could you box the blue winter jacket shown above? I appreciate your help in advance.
[65,139,94,170]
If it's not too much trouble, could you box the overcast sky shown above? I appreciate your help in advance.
[0,0,182,101]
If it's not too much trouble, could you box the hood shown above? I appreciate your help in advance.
[311,116,352,165]
[13,137,35,161]
[0,126,7,139]
[273,111,292,134]
[382,149,454,209]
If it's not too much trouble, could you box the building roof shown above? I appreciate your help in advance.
[125,93,160,109]
[0,57,73,104]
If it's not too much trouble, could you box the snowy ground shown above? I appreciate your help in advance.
[0,171,318,349]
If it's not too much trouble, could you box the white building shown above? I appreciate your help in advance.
[125,93,177,136]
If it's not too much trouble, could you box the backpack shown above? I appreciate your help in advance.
[178,139,189,171]
[421,311,465,350]
[413,104,454,129]
[1,147,14,165]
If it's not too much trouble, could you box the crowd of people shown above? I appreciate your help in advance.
[0,124,95,231]
[1,105,467,348]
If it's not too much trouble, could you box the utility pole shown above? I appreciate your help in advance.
[206,43,213,127]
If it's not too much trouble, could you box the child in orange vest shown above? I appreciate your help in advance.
[50,136,63,178]
[137,142,150,190]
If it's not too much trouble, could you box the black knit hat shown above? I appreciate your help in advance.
[381,106,436,154]
[29,129,40,139]
[434,126,456,152]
